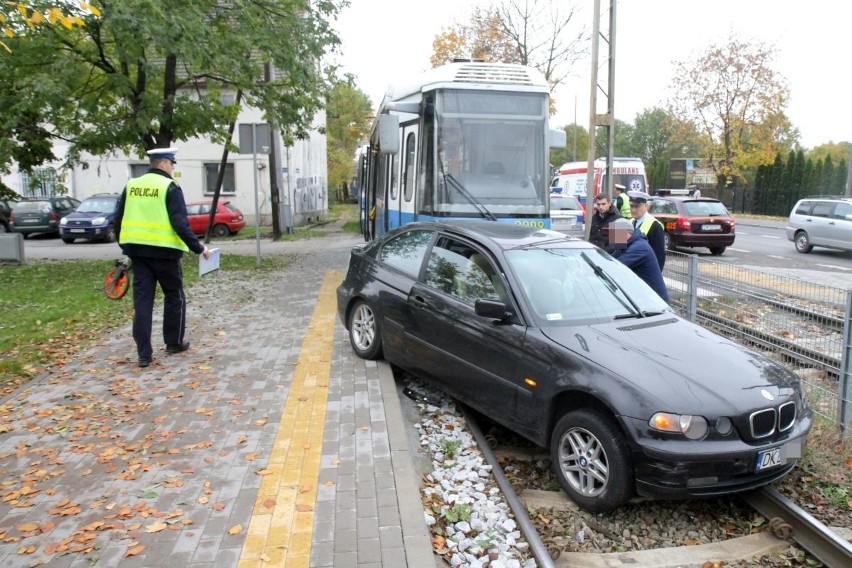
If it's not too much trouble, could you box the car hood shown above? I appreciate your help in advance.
[542,316,801,415]
[68,211,112,219]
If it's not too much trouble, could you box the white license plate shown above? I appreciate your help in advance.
[702,224,722,231]
[70,229,86,233]
[755,447,782,471]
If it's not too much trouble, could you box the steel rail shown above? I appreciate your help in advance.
[461,406,556,568]
[742,487,852,568]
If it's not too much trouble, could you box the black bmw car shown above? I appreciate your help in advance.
[336,221,812,513]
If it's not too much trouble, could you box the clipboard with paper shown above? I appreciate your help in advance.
[199,248,220,276]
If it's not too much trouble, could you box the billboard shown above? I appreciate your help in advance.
[668,159,717,189]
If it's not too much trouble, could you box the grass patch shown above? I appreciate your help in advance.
[0,254,290,394]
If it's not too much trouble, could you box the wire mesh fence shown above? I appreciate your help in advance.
[663,250,851,431]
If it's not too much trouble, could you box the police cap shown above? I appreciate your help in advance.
[627,190,650,204]
[146,147,178,161]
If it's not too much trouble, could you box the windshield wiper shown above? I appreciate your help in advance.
[444,173,497,221]
[580,252,644,317]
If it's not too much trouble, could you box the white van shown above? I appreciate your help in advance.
[550,158,648,204]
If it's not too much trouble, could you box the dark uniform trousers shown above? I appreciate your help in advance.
[130,256,186,359]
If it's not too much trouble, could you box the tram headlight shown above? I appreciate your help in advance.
[650,412,709,440]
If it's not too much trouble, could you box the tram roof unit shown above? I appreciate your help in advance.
[379,61,551,109]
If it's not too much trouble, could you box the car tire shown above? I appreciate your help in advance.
[709,246,725,255]
[347,300,383,360]
[550,408,633,513]
[61,237,75,244]
[213,224,230,238]
[104,224,117,243]
[794,231,813,254]
[664,232,674,250]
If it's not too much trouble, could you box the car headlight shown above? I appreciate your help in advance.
[650,412,709,440]
[60,217,68,226]
[92,216,106,225]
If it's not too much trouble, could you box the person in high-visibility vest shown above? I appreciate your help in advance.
[115,147,210,368]
[613,184,631,218]
[626,191,666,270]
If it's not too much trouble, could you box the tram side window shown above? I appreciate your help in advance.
[404,132,416,202]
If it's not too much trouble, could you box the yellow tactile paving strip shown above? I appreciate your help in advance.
[238,270,343,568]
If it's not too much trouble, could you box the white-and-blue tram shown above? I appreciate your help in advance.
[360,61,566,240]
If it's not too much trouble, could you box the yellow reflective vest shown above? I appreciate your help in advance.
[637,214,663,236]
[615,194,631,218]
[119,173,189,252]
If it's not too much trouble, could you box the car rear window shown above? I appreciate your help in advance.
[683,201,730,216]
[794,201,813,215]
[14,201,50,212]
[224,203,240,213]
[550,197,581,210]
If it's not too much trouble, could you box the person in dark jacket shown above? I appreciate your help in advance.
[609,218,669,302]
[588,193,622,250]
[627,191,666,270]
[114,147,210,368]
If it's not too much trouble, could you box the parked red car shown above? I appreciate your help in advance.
[648,196,735,255]
[185,200,246,237]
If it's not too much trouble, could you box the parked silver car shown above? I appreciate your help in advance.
[785,195,852,253]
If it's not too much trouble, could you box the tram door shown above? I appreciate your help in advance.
[371,151,393,239]
[394,125,418,229]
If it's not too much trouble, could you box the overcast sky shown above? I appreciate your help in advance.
[331,0,850,149]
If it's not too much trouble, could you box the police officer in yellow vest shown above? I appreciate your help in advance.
[115,147,210,368]
[613,184,631,218]
[627,190,666,270]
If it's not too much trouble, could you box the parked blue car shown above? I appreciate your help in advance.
[59,193,120,243]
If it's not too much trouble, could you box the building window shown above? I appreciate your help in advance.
[19,167,61,197]
[205,163,236,195]
[130,164,149,178]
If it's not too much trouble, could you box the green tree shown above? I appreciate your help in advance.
[0,0,343,198]
[549,123,588,168]
[326,76,373,200]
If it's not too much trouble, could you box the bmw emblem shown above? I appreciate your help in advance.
[760,389,775,401]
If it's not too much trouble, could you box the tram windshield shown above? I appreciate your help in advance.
[431,90,548,219]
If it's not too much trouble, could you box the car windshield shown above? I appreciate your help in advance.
[505,247,669,325]
[77,199,117,214]
[684,200,729,216]
[550,196,581,211]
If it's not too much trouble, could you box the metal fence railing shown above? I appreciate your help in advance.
[663,251,851,434]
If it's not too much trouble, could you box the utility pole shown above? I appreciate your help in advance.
[584,0,617,241]
[264,62,283,238]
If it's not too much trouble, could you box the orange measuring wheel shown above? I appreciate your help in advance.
[104,258,131,300]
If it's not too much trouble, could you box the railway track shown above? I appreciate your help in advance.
[462,407,852,568]
[671,273,846,374]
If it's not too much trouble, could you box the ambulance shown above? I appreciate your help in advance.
[550,157,649,205]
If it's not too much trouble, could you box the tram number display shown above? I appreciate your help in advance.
[755,447,782,471]
[514,220,545,228]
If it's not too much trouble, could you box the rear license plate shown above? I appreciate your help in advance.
[755,447,782,471]
[702,224,722,231]
[22,219,38,223]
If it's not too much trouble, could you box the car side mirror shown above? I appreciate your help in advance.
[475,299,512,321]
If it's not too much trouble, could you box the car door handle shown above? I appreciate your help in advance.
[410,295,429,308]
